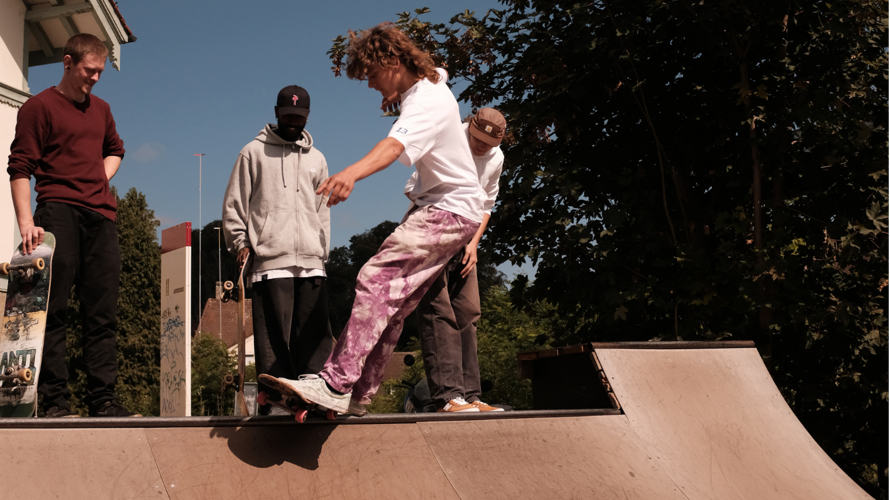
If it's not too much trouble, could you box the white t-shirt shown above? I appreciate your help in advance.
[387,68,484,223]
[407,123,503,215]
[251,266,325,283]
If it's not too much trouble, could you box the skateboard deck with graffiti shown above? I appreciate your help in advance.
[0,233,55,417]
[222,260,250,416]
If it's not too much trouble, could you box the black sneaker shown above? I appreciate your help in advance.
[44,405,80,418]
[89,400,142,417]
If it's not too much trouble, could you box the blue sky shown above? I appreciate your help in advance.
[26,0,535,279]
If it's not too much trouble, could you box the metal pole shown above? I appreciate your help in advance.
[215,226,222,340]
[194,154,204,334]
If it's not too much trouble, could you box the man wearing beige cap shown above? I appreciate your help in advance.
[405,107,507,412]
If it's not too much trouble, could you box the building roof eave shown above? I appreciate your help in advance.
[22,0,136,71]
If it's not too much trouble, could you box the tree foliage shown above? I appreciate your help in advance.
[331,2,887,494]
[190,333,236,416]
[476,286,559,409]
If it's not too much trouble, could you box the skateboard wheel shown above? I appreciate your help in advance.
[32,258,45,270]
[326,409,337,420]
[0,262,8,275]
[256,391,268,405]
[17,369,31,383]
[223,373,235,387]
[223,281,234,291]
[295,409,308,423]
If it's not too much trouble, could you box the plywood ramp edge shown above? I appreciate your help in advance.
[595,347,873,500]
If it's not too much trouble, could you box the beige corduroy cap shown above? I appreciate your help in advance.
[468,108,506,146]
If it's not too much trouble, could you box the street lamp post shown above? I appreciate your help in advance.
[194,154,204,333]
[214,226,222,340]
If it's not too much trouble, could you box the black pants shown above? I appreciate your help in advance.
[34,202,121,409]
[417,250,482,408]
[252,277,334,402]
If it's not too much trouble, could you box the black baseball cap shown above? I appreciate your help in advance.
[276,85,310,116]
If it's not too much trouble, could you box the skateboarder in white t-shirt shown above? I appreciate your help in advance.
[259,22,485,415]
[405,108,507,412]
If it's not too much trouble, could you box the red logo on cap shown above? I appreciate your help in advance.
[292,95,298,105]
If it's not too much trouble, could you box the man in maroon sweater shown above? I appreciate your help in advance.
[7,34,138,418]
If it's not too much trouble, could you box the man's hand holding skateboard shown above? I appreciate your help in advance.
[237,247,250,268]
[18,224,45,256]
[315,137,405,207]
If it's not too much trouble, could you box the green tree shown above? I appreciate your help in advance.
[476,286,558,410]
[190,333,236,416]
[62,187,161,416]
[331,3,887,494]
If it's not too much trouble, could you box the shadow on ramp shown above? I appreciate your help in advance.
[209,423,335,470]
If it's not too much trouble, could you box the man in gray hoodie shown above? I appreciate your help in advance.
[222,85,333,415]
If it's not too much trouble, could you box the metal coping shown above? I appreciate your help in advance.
[0,409,621,429]
[517,340,756,361]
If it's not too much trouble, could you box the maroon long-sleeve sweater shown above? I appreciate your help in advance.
[7,87,125,221]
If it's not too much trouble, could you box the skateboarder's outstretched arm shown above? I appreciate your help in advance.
[315,137,404,207]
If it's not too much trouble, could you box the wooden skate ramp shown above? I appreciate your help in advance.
[595,346,872,500]
[418,416,684,500]
[0,343,872,499]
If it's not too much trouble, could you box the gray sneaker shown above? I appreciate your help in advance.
[259,374,350,414]
[348,399,368,416]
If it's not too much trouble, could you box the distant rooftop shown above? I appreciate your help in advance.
[198,298,253,349]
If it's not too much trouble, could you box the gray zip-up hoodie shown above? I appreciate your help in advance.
[222,124,330,274]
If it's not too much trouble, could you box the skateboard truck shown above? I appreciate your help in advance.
[222,372,241,390]
[220,280,239,303]
[0,366,33,385]
[0,258,45,275]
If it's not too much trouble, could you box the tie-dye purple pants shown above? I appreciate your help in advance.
[320,205,479,403]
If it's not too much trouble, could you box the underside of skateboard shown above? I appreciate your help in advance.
[256,390,338,423]
[0,233,55,417]
[221,260,249,417]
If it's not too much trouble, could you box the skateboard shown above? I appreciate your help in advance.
[0,233,55,417]
[257,373,341,423]
[256,390,338,423]
[221,259,250,416]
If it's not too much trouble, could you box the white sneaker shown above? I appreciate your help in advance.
[437,397,480,413]
[258,374,350,414]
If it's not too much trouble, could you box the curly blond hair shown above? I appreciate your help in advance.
[346,23,440,84]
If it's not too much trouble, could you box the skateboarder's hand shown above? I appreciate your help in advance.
[381,92,401,114]
[316,171,355,207]
[20,224,44,255]
[237,247,250,268]
[461,243,478,278]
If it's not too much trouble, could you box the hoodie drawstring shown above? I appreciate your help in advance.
[281,141,304,190]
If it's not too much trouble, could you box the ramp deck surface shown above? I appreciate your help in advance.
[0,343,871,499]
